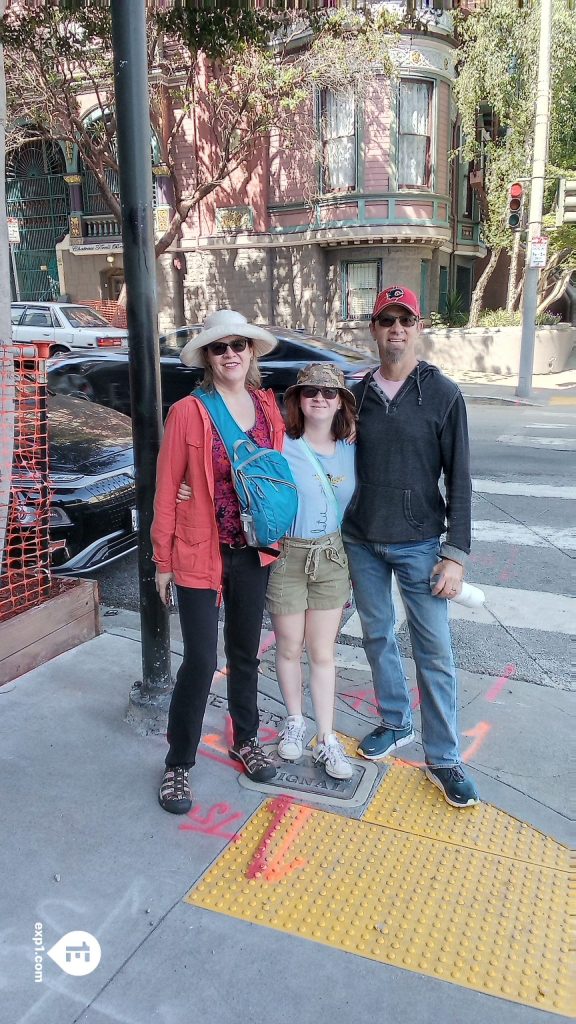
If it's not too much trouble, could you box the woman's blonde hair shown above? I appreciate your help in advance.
[198,339,262,392]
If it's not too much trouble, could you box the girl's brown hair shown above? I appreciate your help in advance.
[284,389,357,440]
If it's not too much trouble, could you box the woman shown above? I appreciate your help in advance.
[151,308,286,815]
[266,363,357,780]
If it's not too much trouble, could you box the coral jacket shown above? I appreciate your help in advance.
[151,390,286,590]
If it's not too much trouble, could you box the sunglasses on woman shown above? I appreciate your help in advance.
[374,313,417,328]
[300,386,339,400]
[204,338,249,356]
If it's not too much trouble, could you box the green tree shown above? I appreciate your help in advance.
[0,4,395,264]
[454,0,576,325]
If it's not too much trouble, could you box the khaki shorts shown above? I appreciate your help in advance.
[265,530,350,615]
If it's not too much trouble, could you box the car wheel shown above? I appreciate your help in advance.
[51,345,71,356]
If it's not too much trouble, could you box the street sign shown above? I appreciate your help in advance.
[529,236,548,268]
[7,217,20,244]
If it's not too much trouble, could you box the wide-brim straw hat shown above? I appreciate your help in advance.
[284,362,355,401]
[180,309,278,367]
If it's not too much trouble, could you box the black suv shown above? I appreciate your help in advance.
[8,394,137,576]
[47,326,374,419]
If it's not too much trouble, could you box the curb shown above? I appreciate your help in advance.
[461,391,546,407]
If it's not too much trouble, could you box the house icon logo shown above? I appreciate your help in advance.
[47,931,101,976]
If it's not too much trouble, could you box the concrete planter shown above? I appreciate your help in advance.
[418,324,575,376]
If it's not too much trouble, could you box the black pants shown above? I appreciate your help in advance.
[166,546,270,769]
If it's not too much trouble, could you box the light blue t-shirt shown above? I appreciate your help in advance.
[283,436,356,538]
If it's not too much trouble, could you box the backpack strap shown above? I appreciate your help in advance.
[298,437,342,526]
[195,388,248,459]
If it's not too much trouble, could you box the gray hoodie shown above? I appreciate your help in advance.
[342,361,471,563]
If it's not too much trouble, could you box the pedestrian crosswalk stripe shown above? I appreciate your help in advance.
[473,479,576,500]
[472,520,576,549]
[341,582,575,638]
[497,434,576,451]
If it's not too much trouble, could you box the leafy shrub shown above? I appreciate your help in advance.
[429,290,468,328]
[477,309,563,328]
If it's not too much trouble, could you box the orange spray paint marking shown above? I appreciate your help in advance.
[461,721,492,761]
[202,732,229,756]
[485,664,516,702]
[178,802,243,840]
[246,796,312,882]
[398,720,492,768]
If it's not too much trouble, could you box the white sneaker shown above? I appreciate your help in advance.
[313,734,353,780]
[277,715,306,761]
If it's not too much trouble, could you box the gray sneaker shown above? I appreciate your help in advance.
[313,734,353,780]
[278,715,306,760]
[425,764,480,808]
[357,724,415,760]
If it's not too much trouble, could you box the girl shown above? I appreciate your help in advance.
[266,363,357,780]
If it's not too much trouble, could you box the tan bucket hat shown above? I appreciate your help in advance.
[180,309,278,367]
[284,362,355,400]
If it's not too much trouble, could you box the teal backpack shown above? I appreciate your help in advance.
[195,389,298,548]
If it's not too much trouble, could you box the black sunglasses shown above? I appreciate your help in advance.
[374,313,417,328]
[300,385,339,400]
[204,338,249,356]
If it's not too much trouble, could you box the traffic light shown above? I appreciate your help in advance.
[556,178,576,226]
[507,182,524,231]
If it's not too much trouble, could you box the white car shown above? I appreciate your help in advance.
[11,302,128,355]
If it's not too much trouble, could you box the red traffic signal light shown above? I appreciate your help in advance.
[507,182,524,230]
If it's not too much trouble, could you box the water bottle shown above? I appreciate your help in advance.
[430,577,486,608]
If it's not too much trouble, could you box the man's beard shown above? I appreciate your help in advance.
[380,344,404,364]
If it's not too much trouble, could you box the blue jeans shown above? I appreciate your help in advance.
[345,538,459,768]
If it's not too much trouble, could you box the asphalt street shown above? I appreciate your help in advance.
[89,400,575,691]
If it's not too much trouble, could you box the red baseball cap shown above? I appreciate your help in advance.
[372,285,420,320]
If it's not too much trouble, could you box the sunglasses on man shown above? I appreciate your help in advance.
[373,313,417,328]
[300,386,339,400]
[204,338,250,356]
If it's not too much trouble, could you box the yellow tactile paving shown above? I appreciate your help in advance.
[186,791,574,1016]
[187,799,574,1015]
[364,762,573,872]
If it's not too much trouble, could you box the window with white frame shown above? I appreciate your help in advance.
[343,261,381,320]
[320,88,356,193]
[398,80,433,188]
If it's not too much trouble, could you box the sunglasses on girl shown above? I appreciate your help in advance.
[204,338,249,356]
[374,313,417,328]
[300,386,339,400]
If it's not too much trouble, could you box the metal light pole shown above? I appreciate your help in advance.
[516,0,553,399]
[110,0,172,722]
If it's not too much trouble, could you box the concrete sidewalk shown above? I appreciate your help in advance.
[1,613,573,1024]
[452,362,576,406]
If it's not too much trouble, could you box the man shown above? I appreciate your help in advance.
[343,285,479,807]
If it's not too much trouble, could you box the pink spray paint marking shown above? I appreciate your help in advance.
[485,663,516,702]
[246,796,312,882]
[339,688,379,715]
[498,547,519,584]
[258,630,276,655]
[409,687,421,711]
[178,802,244,840]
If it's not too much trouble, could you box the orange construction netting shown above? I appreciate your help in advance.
[87,299,127,328]
[0,343,52,621]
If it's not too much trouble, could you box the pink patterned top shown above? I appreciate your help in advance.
[212,394,272,545]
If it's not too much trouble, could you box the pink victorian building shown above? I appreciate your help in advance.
[8,4,486,340]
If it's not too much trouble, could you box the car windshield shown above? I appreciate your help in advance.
[159,328,200,354]
[62,306,111,328]
[268,328,373,361]
[159,325,372,361]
